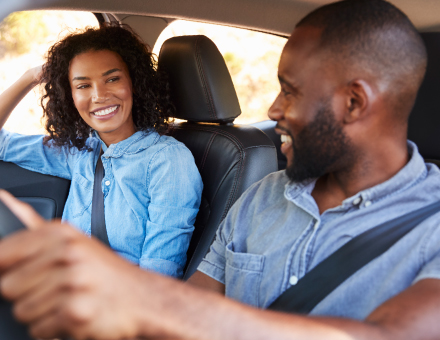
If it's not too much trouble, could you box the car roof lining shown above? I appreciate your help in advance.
[14,0,440,36]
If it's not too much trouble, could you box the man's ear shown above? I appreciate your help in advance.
[343,79,374,124]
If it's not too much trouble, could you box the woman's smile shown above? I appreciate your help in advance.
[69,49,136,146]
[91,104,120,118]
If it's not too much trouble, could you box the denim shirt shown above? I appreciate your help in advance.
[199,141,440,319]
[0,129,203,278]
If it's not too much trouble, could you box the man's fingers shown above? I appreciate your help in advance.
[28,309,70,340]
[1,232,70,300]
[0,190,45,230]
[0,221,78,273]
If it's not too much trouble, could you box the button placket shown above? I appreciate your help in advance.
[289,275,298,286]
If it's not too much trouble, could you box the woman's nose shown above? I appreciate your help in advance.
[92,85,108,102]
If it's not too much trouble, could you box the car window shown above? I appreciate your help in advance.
[0,10,98,135]
[153,20,287,125]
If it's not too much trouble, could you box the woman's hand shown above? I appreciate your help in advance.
[0,64,45,129]
[27,65,44,86]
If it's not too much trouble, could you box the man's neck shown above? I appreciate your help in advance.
[311,142,410,215]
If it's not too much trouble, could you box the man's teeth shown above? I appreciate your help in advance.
[280,135,292,144]
[93,106,118,116]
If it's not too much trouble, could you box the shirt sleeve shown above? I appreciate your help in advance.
[413,217,440,283]
[139,142,203,278]
[0,129,78,179]
[197,179,257,284]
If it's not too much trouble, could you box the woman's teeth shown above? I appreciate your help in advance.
[93,106,118,116]
[280,134,292,145]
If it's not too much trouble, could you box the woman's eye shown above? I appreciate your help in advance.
[107,77,120,83]
[77,84,90,89]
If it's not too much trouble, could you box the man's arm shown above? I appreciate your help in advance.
[0,192,439,340]
[187,271,225,294]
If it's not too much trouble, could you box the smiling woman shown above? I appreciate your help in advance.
[0,24,203,278]
[69,50,136,146]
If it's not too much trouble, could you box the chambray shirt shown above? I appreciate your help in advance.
[0,129,203,278]
[199,141,440,319]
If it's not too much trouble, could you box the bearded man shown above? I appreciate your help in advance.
[1,0,440,339]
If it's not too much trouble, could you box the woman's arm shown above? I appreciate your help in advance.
[140,141,203,278]
[0,66,42,129]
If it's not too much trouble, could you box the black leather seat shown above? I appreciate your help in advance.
[408,32,440,166]
[252,120,287,170]
[158,35,278,278]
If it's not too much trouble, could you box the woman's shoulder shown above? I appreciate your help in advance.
[142,131,191,153]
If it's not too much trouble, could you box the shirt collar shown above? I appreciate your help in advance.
[284,141,427,210]
[91,129,159,158]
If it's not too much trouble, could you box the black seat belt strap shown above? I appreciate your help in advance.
[268,200,440,314]
[91,148,110,247]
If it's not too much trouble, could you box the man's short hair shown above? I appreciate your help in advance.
[297,0,427,120]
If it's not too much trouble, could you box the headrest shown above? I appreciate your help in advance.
[158,35,241,123]
[408,33,440,160]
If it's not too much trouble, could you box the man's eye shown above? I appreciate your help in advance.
[281,88,291,96]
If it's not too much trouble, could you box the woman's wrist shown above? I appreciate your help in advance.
[23,65,43,88]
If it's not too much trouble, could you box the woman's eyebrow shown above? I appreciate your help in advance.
[102,68,121,76]
[72,76,89,81]
[72,68,122,82]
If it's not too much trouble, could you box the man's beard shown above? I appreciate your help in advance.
[286,102,355,183]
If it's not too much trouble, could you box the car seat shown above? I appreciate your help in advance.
[158,35,278,279]
[408,32,440,166]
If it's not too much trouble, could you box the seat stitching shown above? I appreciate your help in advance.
[200,134,216,171]
[175,126,244,211]
[178,125,246,149]
[195,37,217,120]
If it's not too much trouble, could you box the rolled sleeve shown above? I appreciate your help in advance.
[141,142,203,278]
[0,129,12,158]
[140,257,183,278]
[198,231,228,284]
[413,221,440,284]
[0,129,78,179]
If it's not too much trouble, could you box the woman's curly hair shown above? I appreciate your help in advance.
[41,23,174,151]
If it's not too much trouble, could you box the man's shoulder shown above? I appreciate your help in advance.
[241,170,290,202]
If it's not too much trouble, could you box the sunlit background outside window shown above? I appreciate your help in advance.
[153,21,286,124]
[0,11,286,135]
[0,11,98,135]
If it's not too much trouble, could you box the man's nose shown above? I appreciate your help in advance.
[267,93,284,122]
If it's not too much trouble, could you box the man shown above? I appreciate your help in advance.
[1,0,440,339]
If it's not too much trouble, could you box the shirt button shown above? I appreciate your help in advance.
[289,275,298,286]
[364,200,372,207]
[353,197,362,205]
[105,180,110,186]
[313,221,319,230]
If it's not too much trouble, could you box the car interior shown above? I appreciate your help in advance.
[0,0,439,280]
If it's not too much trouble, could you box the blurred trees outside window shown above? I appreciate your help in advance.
[0,11,98,135]
[153,21,287,124]
[0,11,51,55]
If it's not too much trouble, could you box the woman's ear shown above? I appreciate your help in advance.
[344,79,374,124]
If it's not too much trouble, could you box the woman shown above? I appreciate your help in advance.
[0,23,203,278]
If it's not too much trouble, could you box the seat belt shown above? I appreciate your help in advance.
[268,200,440,314]
[91,149,110,247]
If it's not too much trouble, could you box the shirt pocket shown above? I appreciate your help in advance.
[225,242,265,307]
[70,173,93,218]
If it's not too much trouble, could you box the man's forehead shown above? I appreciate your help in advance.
[278,26,324,76]
[286,26,323,51]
